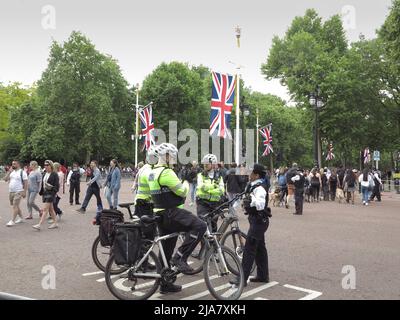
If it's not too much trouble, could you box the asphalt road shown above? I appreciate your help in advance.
[0,180,399,300]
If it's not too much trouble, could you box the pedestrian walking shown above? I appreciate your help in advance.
[104,159,121,209]
[328,170,338,201]
[321,168,329,201]
[286,163,298,209]
[33,160,60,230]
[343,169,357,205]
[358,168,374,206]
[4,160,28,226]
[225,163,242,202]
[309,168,321,202]
[52,162,64,220]
[277,167,288,208]
[77,160,103,213]
[370,169,382,202]
[26,161,42,220]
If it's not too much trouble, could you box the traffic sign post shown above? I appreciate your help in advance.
[374,151,380,170]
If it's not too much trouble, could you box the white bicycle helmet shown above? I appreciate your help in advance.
[146,145,159,164]
[201,154,218,164]
[156,143,178,158]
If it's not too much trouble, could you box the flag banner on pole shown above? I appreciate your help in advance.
[209,71,236,139]
[259,124,273,157]
[139,105,155,151]
[326,142,335,161]
[363,147,370,164]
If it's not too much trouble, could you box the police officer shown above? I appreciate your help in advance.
[196,154,225,232]
[148,143,207,294]
[291,167,305,215]
[66,162,84,205]
[134,145,158,239]
[230,164,271,286]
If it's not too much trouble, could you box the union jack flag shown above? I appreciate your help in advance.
[139,105,155,151]
[326,142,335,161]
[209,71,236,139]
[363,147,370,164]
[260,125,274,157]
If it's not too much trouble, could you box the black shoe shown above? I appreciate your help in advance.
[249,277,269,283]
[76,208,86,214]
[171,257,194,274]
[159,283,182,294]
[229,276,247,287]
[76,202,81,205]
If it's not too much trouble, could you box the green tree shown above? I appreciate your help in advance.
[12,31,134,164]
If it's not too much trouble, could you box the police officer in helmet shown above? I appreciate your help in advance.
[148,143,207,294]
[196,154,225,232]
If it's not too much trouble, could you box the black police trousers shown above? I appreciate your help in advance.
[135,200,155,240]
[242,214,269,282]
[197,201,219,233]
[157,207,207,266]
[295,190,304,215]
[69,182,80,204]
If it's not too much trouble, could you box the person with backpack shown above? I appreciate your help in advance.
[277,167,288,208]
[309,168,321,202]
[229,163,271,287]
[4,160,28,226]
[343,169,357,205]
[67,162,85,205]
[328,170,338,201]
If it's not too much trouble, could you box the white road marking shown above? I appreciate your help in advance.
[240,281,279,299]
[181,283,232,300]
[283,284,323,300]
[150,275,219,300]
[82,271,103,276]
[255,297,269,300]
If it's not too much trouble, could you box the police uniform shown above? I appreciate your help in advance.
[134,163,155,238]
[240,166,271,284]
[291,169,305,215]
[196,170,225,232]
[148,164,207,270]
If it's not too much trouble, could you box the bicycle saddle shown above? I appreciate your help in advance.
[140,215,162,224]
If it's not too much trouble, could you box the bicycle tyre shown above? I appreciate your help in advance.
[105,251,161,300]
[203,246,244,300]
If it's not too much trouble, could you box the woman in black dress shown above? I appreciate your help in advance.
[33,160,60,230]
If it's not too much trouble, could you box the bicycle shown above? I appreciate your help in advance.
[91,203,136,274]
[184,193,255,276]
[104,214,245,300]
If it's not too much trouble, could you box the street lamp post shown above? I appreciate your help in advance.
[239,102,250,160]
[309,90,324,168]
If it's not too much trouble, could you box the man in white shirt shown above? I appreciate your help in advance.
[4,160,28,226]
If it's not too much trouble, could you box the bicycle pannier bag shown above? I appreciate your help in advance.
[113,223,142,266]
[99,209,124,246]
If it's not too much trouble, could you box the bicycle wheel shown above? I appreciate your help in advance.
[105,251,161,300]
[203,246,244,300]
[221,230,256,275]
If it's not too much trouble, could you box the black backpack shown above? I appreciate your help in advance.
[113,223,142,266]
[347,174,355,188]
[99,210,124,246]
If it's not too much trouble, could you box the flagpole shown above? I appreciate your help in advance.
[235,26,241,165]
[135,84,140,168]
[256,107,259,164]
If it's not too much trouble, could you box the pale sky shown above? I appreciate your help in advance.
[0,0,393,103]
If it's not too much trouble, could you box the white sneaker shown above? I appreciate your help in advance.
[14,217,23,224]
[47,219,54,224]
[365,203,369,206]
[48,223,58,230]
[32,224,41,230]
[6,220,16,227]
